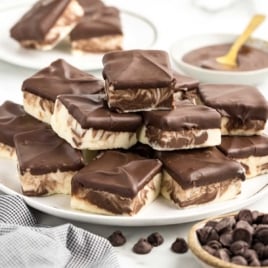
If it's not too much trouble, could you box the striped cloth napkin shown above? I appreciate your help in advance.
[0,195,119,268]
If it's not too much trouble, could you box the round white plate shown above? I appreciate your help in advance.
[0,157,267,226]
[170,33,268,85]
[0,3,157,71]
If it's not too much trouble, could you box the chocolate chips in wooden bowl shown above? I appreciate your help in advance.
[188,209,268,267]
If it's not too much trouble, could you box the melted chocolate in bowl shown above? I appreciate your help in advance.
[182,43,268,71]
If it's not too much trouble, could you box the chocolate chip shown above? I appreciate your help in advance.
[214,248,230,262]
[230,240,249,256]
[262,259,268,265]
[207,240,222,250]
[243,249,258,263]
[262,214,268,224]
[233,220,254,243]
[107,230,126,247]
[215,217,235,234]
[252,210,262,223]
[196,226,219,245]
[133,238,152,254]
[253,242,265,259]
[205,220,218,228]
[147,232,164,247]
[231,256,248,266]
[171,238,188,254]
[235,209,253,224]
[203,245,216,255]
[219,231,233,247]
[255,225,268,245]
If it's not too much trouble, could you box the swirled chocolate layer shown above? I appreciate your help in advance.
[72,150,162,198]
[218,135,268,158]
[0,101,46,147]
[10,0,71,41]
[198,84,268,122]
[58,94,142,131]
[70,6,122,40]
[22,59,104,101]
[102,50,174,89]
[158,147,245,189]
[14,127,84,175]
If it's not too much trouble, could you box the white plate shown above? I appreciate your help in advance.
[0,157,267,226]
[170,33,268,85]
[0,2,157,71]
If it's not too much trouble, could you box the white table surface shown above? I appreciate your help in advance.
[1,0,268,267]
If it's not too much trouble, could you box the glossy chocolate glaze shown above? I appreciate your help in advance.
[218,135,268,158]
[172,70,199,91]
[198,84,268,121]
[10,0,70,41]
[182,44,268,71]
[15,127,84,175]
[70,6,122,40]
[22,59,104,101]
[0,101,47,147]
[143,101,221,130]
[58,94,142,131]
[158,147,245,189]
[102,50,174,89]
[78,0,105,15]
[72,150,162,198]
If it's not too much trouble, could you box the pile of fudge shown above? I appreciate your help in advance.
[1,49,268,217]
[10,0,123,53]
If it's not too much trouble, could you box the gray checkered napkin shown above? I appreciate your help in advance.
[0,195,120,268]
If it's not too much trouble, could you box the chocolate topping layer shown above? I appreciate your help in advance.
[158,147,245,189]
[70,6,122,40]
[172,71,199,91]
[58,94,142,131]
[0,101,46,147]
[198,84,268,121]
[182,44,268,71]
[14,128,84,175]
[22,59,104,101]
[72,150,162,198]
[218,135,268,158]
[102,50,174,89]
[143,101,221,130]
[78,0,105,15]
[10,0,70,41]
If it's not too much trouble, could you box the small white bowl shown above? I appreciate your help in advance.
[170,33,268,85]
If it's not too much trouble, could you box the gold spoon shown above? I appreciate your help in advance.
[216,14,266,67]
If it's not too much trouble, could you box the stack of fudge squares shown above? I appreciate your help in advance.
[1,49,268,217]
[10,0,123,53]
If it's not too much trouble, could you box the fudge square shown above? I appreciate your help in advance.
[22,59,104,124]
[51,94,142,149]
[14,128,84,196]
[70,6,123,53]
[0,101,46,159]
[158,147,245,208]
[139,100,221,151]
[218,135,268,178]
[196,84,268,135]
[10,0,84,50]
[71,150,162,215]
[102,49,174,112]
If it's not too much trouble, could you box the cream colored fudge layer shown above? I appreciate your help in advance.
[71,173,161,216]
[161,170,241,208]
[19,169,76,196]
[221,117,265,136]
[51,99,137,150]
[21,0,84,50]
[23,91,54,124]
[105,83,173,112]
[236,155,268,178]
[71,35,123,54]
[139,125,221,151]
[0,143,16,160]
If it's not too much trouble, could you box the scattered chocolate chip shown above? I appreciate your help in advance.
[230,240,249,256]
[133,238,152,254]
[233,220,254,243]
[171,238,188,254]
[196,226,219,245]
[147,232,164,247]
[214,248,230,262]
[231,255,248,266]
[107,230,126,247]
